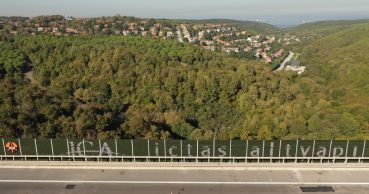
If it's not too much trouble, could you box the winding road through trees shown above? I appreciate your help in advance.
[276,51,295,71]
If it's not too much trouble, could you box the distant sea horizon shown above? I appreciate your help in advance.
[1,14,369,28]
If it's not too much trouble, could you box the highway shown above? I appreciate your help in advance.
[1,165,369,193]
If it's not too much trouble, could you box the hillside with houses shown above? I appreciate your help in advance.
[0,15,302,70]
[1,16,369,140]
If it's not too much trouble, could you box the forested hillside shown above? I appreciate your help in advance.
[297,22,369,138]
[287,19,369,36]
[0,32,368,140]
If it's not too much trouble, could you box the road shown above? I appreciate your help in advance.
[276,51,295,71]
[1,167,369,193]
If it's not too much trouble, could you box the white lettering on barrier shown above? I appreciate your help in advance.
[100,142,113,156]
[68,141,114,156]
[42,140,367,158]
[218,146,227,157]
[353,146,358,157]
[69,141,75,155]
[269,142,274,157]
[169,146,177,156]
[333,146,344,157]
[285,144,292,157]
[250,146,260,157]
[68,141,89,156]
[155,142,159,156]
[169,144,227,157]
[300,146,311,157]
[201,146,211,157]
[187,144,193,156]
[316,146,327,157]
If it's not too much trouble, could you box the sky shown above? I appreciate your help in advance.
[1,0,369,26]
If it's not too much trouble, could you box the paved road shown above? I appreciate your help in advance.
[2,183,369,194]
[276,51,295,71]
[1,168,369,193]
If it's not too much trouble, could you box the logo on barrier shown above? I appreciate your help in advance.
[68,141,114,156]
[5,142,18,154]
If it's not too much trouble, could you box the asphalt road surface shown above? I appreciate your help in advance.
[1,168,369,194]
[276,51,295,71]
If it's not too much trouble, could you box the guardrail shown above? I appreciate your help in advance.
[1,155,369,164]
[1,138,368,163]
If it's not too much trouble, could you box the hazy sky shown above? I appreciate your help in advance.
[2,0,369,26]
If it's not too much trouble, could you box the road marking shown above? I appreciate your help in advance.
[0,180,369,185]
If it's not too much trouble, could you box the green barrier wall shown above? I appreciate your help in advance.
[1,139,369,158]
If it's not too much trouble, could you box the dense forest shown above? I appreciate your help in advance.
[0,29,368,140]
[287,19,369,38]
[297,22,369,136]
